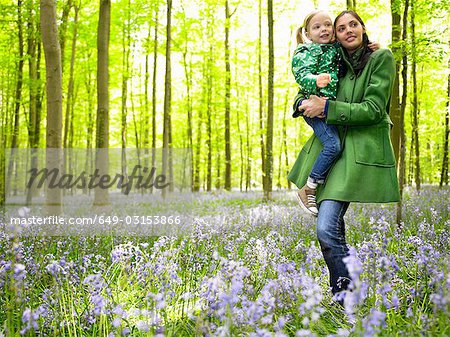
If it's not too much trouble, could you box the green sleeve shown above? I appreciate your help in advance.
[292,45,320,96]
[327,49,395,126]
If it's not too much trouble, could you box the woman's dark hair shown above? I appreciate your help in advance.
[334,10,373,78]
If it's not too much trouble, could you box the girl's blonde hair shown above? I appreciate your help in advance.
[296,10,328,45]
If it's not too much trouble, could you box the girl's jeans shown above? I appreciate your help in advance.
[304,116,341,183]
[317,200,351,295]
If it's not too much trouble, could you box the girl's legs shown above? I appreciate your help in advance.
[317,200,351,298]
[296,117,341,216]
[304,117,341,183]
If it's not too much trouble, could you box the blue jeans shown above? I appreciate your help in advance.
[317,200,351,295]
[304,117,341,183]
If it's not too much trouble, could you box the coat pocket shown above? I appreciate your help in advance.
[351,124,396,167]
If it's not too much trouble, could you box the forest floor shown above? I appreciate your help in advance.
[1,186,449,336]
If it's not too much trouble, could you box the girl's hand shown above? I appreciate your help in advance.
[316,73,331,88]
[300,95,327,118]
[368,41,380,51]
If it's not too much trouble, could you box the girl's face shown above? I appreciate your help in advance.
[335,13,365,53]
[306,12,334,44]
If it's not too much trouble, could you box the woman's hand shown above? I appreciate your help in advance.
[368,41,380,51]
[299,95,327,118]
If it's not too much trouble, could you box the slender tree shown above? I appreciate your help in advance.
[26,0,42,204]
[206,44,213,191]
[59,0,73,74]
[390,0,402,163]
[440,43,450,186]
[83,50,95,195]
[258,0,266,192]
[162,0,172,199]
[40,0,63,213]
[396,0,409,225]
[245,95,252,191]
[265,0,274,200]
[151,3,159,194]
[410,0,420,190]
[63,2,79,196]
[224,0,237,191]
[120,0,131,194]
[346,0,356,10]
[6,0,24,197]
[94,0,111,206]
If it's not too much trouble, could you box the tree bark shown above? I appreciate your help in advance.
[162,0,172,199]
[181,27,193,191]
[410,0,420,191]
[440,39,450,186]
[206,45,213,191]
[224,0,232,191]
[94,0,111,206]
[258,0,266,192]
[396,0,409,225]
[40,0,63,213]
[265,0,274,200]
[26,0,42,204]
[346,0,356,10]
[151,4,159,194]
[59,0,73,74]
[390,0,402,164]
[245,97,251,191]
[7,0,25,198]
[62,2,79,196]
[121,0,131,194]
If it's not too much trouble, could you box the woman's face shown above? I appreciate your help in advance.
[335,13,365,53]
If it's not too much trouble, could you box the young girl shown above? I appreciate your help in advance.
[291,10,377,216]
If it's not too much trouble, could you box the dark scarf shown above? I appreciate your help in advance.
[339,34,373,78]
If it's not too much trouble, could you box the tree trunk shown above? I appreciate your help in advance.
[62,3,79,196]
[396,0,409,225]
[440,39,450,186]
[41,0,63,213]
[231,48,243,191]
[6,0,24,198]
[258,0,266,192]
[181,41,193,191]
[143,23,150,169]
[346,0,356,10]
[162,0,172,199]
[84,51,95,195]
[224,0,232,191]
[26,0,41,204]
[151,4,159,194]
[121,0,131,194]
[265,0,274,200]
[410,0,420,191]
[206,47,213,191]
[59,0,73,74]
[94,0,111,206]
[245,97,251,191]
[390,0,402,164]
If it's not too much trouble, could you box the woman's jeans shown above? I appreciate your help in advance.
[304,116,341,183]
[317,200,351,295]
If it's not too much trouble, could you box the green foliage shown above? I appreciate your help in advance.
[0,0,448,190]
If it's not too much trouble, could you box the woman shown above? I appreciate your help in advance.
[288,10,400,302]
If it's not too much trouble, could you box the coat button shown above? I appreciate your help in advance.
[350,75,355,80]
[340,113,347,121]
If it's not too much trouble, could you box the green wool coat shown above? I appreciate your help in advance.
[288,48,400,203]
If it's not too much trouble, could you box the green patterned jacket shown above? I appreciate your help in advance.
[291,42,339,100]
